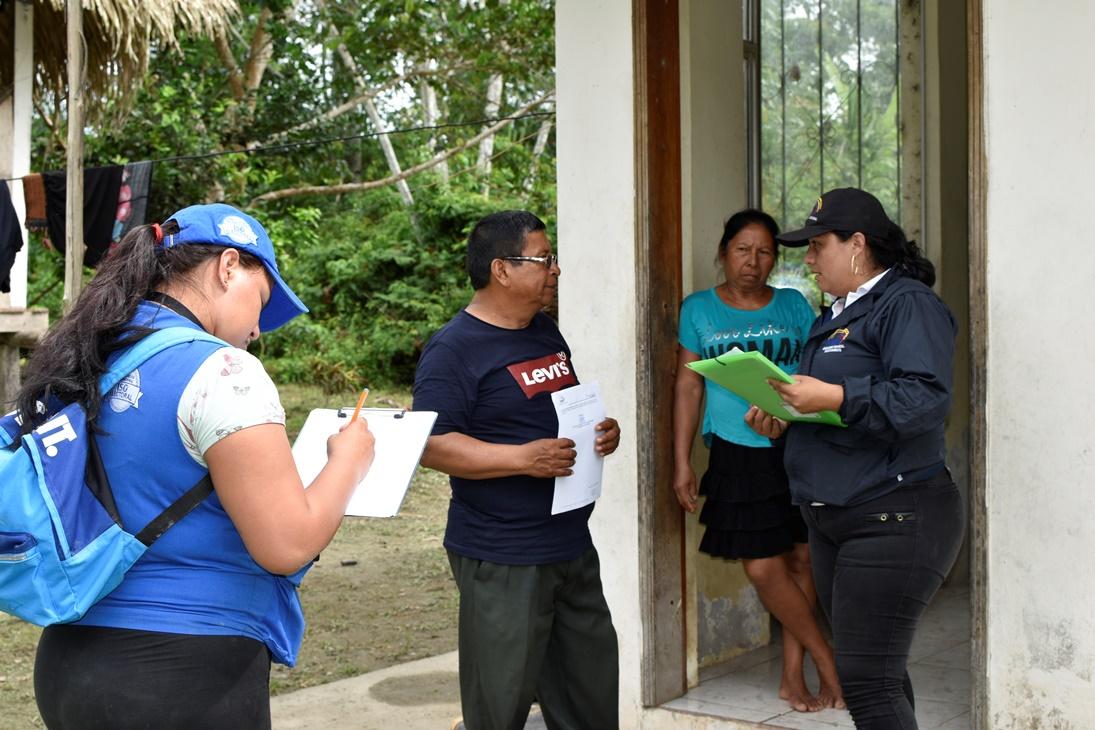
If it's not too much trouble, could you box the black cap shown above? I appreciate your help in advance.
[776,187,891,247]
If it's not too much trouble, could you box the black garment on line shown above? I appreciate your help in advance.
[43,165,124,267]
[0,181,24,292]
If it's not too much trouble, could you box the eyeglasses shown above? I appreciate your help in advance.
[501,254,558,268]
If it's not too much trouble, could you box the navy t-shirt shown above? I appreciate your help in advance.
[412,310,594,565]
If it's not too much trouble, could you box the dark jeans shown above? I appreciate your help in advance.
[35,624,272,730]
[802,474,965,729]
[448,547,619,730]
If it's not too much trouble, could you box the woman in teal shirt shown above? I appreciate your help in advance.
[672,209,843,712]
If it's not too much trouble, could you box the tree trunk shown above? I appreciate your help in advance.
[251,93,553,205]
[331,40,414,206]
[524,117,554,191]
[477,73,504,195]
[419,69,449,183]
[63,0,85,312]
[361,95,415,206]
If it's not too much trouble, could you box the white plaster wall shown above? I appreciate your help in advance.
[983,1,1095,725]
[555,2,643,726]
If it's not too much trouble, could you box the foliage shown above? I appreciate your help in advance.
[759,0,900,224]
[256,183,542,387]
[758,0,900,305]
[27,0,557,389]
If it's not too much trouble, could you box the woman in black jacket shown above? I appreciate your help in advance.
[746,188,964,729]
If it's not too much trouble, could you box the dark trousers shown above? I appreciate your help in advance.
[448,547,619,730]
[35,624,272,729]
[802,474,965,729]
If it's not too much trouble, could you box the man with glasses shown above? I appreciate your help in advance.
[414,210,622,730]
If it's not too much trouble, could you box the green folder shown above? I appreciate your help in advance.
[687,350,846,427]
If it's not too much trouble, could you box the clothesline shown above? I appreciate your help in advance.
[1,111,557,183]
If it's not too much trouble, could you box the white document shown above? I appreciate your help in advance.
[291,407,437,517]
[551,382,606,515]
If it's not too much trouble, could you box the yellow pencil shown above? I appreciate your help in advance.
[350,388,370,421]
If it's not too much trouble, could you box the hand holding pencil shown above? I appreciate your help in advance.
[351,388,370,421]
[327,387,375,483]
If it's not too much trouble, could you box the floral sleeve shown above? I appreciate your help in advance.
[176,348,286,466]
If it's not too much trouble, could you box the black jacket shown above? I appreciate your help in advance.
[784,271,957,506]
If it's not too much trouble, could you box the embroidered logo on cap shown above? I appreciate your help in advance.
[218,216,259,246]
[806,196,823,223]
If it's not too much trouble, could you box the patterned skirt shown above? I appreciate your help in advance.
[697,435,808,560]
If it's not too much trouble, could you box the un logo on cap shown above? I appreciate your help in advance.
[218,215,259,246]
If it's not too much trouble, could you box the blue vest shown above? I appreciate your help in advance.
[75,302,307,666]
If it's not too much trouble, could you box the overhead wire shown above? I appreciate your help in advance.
[2,110,556,182]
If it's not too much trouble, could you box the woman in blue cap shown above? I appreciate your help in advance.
[746,188,964,728]
[26,204,375,729]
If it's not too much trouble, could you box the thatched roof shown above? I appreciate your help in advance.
[0,0,237,111]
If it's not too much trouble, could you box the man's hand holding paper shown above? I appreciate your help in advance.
[523,437,578,477]
[550,382,614,514]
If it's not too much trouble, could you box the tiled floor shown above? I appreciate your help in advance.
[662,585,971,729]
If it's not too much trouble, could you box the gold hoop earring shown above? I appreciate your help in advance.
[851,253,860,277]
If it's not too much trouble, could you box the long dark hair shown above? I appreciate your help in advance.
[16,221,263,433]
[836,221,935,287]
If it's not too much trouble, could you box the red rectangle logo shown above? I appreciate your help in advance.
[506,352,578,399]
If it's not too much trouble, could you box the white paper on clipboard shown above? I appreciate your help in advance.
[291,407,437,517]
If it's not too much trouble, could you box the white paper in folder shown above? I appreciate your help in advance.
[291,407,437,517]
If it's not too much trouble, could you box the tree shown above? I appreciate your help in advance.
[29,0,558,387]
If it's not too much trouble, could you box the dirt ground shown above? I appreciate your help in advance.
[0,385,458,728]
[270,465,457,695]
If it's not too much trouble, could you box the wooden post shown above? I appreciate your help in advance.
[63,0,85,312]
[635,0,685,707]
[0,0,37,409]
[967,0,988,725]
[9,0,32,311]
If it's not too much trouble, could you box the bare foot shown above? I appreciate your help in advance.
[815,678,846,710]
[780,675,824,712]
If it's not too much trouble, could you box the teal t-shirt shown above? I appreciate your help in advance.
[678,286,817,448]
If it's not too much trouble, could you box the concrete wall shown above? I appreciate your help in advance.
[982,1,1095,725]
[679,0,769,679]
[555,1,643,725]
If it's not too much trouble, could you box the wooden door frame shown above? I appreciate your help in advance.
[967,0,989,726]
[634,0,686,708]
[633,0,990,718]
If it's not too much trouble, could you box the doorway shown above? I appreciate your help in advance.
[636,0,985,725]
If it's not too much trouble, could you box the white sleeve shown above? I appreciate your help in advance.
[176,348,286,467]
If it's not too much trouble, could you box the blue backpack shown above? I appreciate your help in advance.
[0,327,227,626]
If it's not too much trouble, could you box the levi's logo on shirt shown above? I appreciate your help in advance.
[506,351,578,398]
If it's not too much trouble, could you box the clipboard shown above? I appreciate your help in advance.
[291,407,438,517]
[687,350,846,427]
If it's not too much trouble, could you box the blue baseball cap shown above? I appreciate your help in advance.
[163,203,308,331]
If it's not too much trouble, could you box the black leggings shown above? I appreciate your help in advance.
[35,624,272,730]
[802,474,965,729]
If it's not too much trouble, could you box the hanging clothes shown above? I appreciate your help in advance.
[112,161,153,245]
[22,174,47,230]
[43,165,124,267]
[0,182,25,293]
